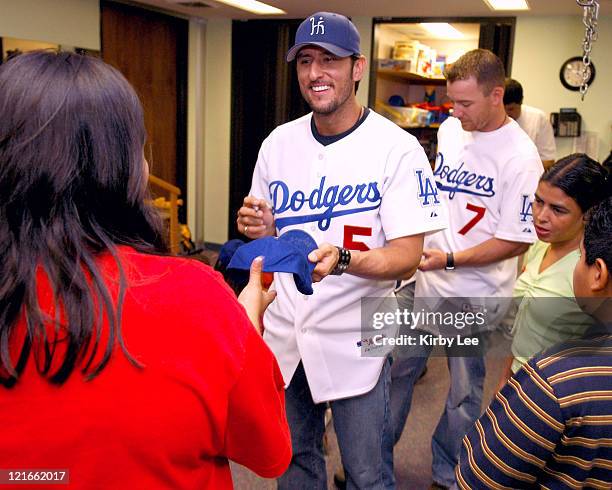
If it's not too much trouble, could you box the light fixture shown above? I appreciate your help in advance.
[482,0,530,11]
[419,23,465,40]
[214,0,285,15]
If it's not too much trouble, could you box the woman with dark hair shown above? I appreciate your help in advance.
[500,153,611,382]
[0,51,290,488]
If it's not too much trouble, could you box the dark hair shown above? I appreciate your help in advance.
[0,51,166,387]
[444,49,505,95]
[351,55,361,94]
[503,78,523,105]
[541,153,611,213]
[584,197,612,269]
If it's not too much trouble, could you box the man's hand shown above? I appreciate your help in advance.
[308,243,340,282]
[418,248,447,271]
[237,256,277,334]
[237,196,275,239]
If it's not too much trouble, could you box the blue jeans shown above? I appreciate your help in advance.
[278,359,395,490]
[390,281,422,446]
[391,329,486,488]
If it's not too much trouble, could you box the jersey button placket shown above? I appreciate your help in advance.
[308,152,325,235]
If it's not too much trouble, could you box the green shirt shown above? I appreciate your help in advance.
[510,240,596,372]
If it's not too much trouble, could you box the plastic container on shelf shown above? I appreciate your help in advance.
[377,58,412,71]
[412,101,453,125]
[375,100,430,128]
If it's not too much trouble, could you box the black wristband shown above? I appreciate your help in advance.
[331,247,351,275]
[445,251,455,271]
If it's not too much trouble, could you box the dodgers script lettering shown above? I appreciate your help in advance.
[270,176,382,231]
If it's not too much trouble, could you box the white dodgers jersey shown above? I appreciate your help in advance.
[250,110,447,403]
[416,116,543,307]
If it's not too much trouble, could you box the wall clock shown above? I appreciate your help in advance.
[559,56,596,91]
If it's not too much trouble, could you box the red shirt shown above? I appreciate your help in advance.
[0,248,291,489]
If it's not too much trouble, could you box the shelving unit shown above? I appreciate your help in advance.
[370,21,482,164]
[405,123,441,129]
[376,69,446,85]
[369,17,515,165]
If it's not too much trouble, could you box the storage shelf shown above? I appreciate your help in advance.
[377,69,446,85]
[399,124,440,130]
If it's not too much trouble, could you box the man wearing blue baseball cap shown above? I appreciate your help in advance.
[237,11,447,489]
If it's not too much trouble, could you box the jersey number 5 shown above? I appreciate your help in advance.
[343,225,372,251]
[458,203,486,235]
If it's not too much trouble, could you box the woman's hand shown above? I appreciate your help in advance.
[237,256,276,335]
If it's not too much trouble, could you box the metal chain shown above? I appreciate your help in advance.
[577,0,599,99]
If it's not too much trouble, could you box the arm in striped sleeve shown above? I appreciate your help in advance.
[456,359,564,489]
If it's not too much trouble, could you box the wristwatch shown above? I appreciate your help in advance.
[331,247,351,275]
[445,252,455,271]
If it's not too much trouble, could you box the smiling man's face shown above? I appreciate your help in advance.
[295,46,360,115]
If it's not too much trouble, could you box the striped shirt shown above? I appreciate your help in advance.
[456,334,612,489]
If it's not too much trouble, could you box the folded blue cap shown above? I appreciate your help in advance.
[227,230,318,295]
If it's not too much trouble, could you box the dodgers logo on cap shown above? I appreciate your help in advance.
[286,12,361,62]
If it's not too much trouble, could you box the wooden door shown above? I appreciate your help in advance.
[101,1,188,220]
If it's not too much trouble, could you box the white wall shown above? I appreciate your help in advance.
[0,0,100,50]
[353,16,372,108]
[201,19,232,244]
[187,20,206,240]
[512,15,611,161]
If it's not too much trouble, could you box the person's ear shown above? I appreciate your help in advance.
[592,258,610,292]
[490,86,504,106]
[352,55,366,82]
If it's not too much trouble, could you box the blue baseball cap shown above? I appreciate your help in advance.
[214,239,250,293]
[216,239,245,268]
[388,95,405,107]
[227,230,318,295]
[286,12,361,62]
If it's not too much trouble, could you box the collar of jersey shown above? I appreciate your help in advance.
[310,107,370,147]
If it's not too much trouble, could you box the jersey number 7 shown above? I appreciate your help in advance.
[458,203,486,235]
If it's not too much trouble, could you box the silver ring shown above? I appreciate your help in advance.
[244,225,248,235]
